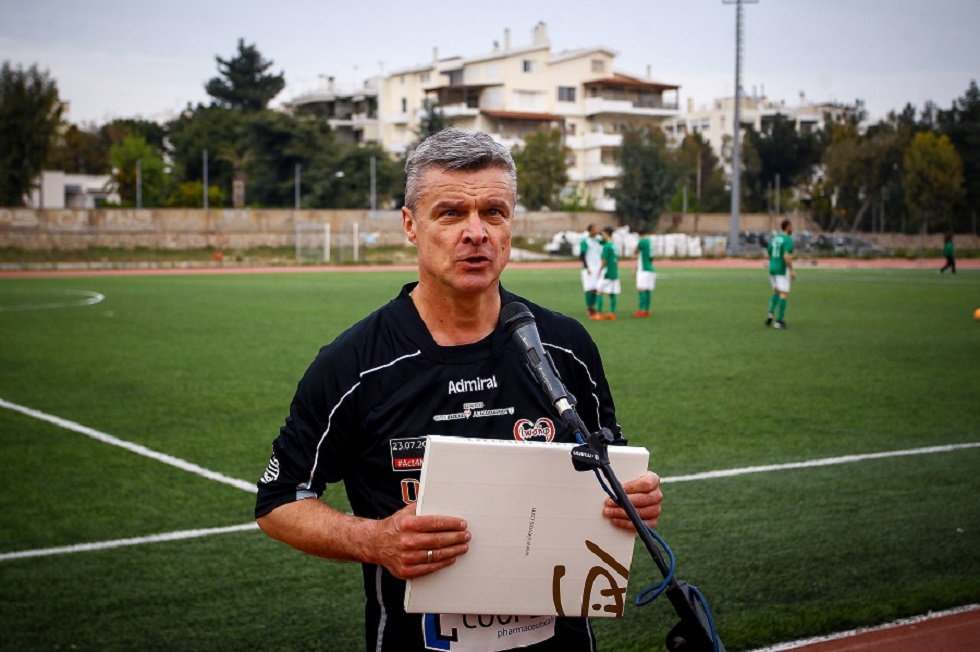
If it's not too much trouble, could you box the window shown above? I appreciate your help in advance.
[401,98,407,112]
[522,59,535,73]
[419,71,430,83]
[557,86,576,102]
[591,59,605,73]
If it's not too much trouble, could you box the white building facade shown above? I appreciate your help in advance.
[28,171,118,209]
[287,23,680,211]
[663,92,854,164]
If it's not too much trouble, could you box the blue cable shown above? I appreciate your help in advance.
[688,584,720,652]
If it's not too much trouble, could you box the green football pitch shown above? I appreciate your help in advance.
[0,265,977,651]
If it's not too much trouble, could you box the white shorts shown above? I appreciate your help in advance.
[770,273,791,294]
[581,267,600,292]
[598,278,621,295]
[636,270,656,291]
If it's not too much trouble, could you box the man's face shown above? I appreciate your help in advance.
[402,166,514,297]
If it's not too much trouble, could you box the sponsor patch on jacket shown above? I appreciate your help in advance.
[448,375,498,395]
[390,437,427,472]
[422,613,556,651]
[433,402,515,422]
[513,418,556,442]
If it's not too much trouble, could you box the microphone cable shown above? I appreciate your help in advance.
[574,431,720,651]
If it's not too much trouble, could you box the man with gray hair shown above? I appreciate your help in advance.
[255,128,662,651]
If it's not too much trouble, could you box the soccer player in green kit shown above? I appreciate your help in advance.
[592,225,621,320]
[579,223,604,315]
[634,228,655,318]
[766,219,796,329]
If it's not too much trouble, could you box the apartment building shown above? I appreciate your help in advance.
[663,91,853,164]
[283,75,381,146]
[286,23,680,211]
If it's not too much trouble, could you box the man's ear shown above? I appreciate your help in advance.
[402,206,418,245]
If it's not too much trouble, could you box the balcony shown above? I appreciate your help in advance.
[565,133,622,150]
[440,103,480,118]
[568,163,620,182]
[583,97,679,117]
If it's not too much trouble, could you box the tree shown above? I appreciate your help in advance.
[903,131,964,234]
[0,62,63,206]
[108,135,166,206]
[511,127,569,210]
[821,119,907,232]
[45,123,109,174]
[205,39,285,112]
[102,118,167,152]
[416,99,447,143]
[670,133,728,213]
[610,126,680,232]
[741,114,822,212]
[937,80,980,231]
[166,105,244,204]
[167,181,225,208]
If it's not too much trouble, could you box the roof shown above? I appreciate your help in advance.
[549,46,618,64]
[480,109,562,121]
[583,74,679,92]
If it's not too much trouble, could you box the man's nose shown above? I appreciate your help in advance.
[461,212,489,243]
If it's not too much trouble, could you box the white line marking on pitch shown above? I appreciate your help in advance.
[0,397,256,494]
[0,290,105,311]
[2,397,978,564]
[0,523,259,562]
[663,442,980,483]
[745,603,980,651]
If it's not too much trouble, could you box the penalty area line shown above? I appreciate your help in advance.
[0,522,260,562]
[0,396,256,494]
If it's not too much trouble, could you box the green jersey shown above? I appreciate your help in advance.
[637,237,655,272]
[943,241,954,257]
[601,240,619,280]
[767,232,794,275]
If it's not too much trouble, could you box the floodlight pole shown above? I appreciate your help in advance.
[723,0,758,255]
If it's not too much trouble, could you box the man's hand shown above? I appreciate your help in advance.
[603,471,663,531]
[372,503,471,580]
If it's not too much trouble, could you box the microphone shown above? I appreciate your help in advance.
[499,302,576,418]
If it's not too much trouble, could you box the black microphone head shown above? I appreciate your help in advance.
[500,301,534,336]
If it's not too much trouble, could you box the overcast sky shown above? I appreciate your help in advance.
[1,0,976,127]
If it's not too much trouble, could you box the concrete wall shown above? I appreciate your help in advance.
[0,208,618,251]
[2,207,973,253]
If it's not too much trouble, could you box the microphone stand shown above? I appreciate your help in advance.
[558,401,724,652]
[499,301,722,650]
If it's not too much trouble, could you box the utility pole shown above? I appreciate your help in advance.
[723,0,758,254]
[295,163,301,210]
[370,155,377,217]
[203,149,209,210]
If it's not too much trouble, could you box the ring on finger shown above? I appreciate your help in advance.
[427,549,433,564]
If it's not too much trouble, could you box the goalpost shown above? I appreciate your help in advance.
[295,223,331,263]
[294,222,362,264]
